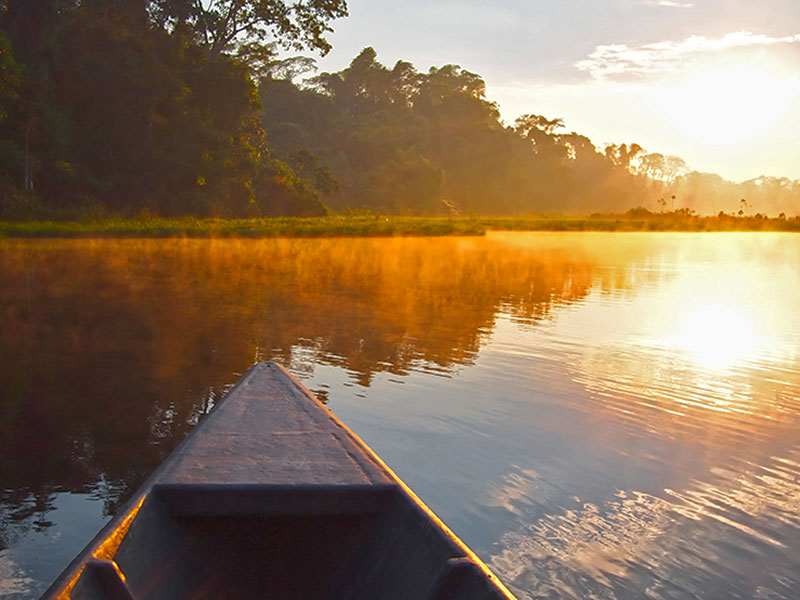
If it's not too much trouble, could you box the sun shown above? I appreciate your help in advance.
[650,61,799,145]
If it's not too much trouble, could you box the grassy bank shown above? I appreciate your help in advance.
[477,214,800,232]
[1,213,799,238]
[0,215,487,238]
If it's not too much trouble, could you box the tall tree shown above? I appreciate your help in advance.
[147,0,347,59]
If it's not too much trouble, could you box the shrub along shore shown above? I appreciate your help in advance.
[1,213,799,239]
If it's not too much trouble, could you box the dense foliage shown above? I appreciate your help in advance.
[260,48,652,215]
[1,3,798,218]
[260,49,800,217]
[0,0,346,218]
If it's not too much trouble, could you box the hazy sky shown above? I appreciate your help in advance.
[310,0,800,182]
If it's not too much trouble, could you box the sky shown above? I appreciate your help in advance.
[307,0,800,183]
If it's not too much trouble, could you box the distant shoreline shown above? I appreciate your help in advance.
[1,214,798,238]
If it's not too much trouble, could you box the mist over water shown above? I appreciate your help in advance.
[1,233,799,599]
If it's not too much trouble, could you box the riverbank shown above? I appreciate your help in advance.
[1,213,798,238]
[0,216,486,238]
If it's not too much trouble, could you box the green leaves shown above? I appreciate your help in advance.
[149,0,348,59]
[0,0,343,217]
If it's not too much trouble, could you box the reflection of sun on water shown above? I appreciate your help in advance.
[653,258,783,375]
[670,301,763,371]
[565,239,798,427]
[490,236,800,600]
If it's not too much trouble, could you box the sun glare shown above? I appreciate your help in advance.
[671,303,763,371]
[657,258,785,373]
[651,63,799,144]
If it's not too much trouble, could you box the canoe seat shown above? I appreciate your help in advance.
[154,482,398,517]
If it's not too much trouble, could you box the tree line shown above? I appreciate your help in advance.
[1,1,798,218]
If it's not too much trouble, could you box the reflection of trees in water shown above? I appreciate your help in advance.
[0,490,56,551]
[233,238,598,381]
[0,236,613,539]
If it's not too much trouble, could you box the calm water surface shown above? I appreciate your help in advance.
[1,233,799,599]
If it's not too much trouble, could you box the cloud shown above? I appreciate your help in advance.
[577,31,800,80]
[642,0,695,7]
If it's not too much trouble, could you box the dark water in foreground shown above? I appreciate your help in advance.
[1,233,799,599]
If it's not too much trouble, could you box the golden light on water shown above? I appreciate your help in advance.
[650,264,793,410]
[669,299,764,372]
[655,250,796,376]
[548,233,800,433]
[479,235,800,598]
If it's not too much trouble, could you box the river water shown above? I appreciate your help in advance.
[1,232,799,599]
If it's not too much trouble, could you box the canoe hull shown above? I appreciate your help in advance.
[44,362,515,599]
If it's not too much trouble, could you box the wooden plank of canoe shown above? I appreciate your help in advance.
[159,362,395,488]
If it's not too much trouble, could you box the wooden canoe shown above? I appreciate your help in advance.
[43,362,516,599]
